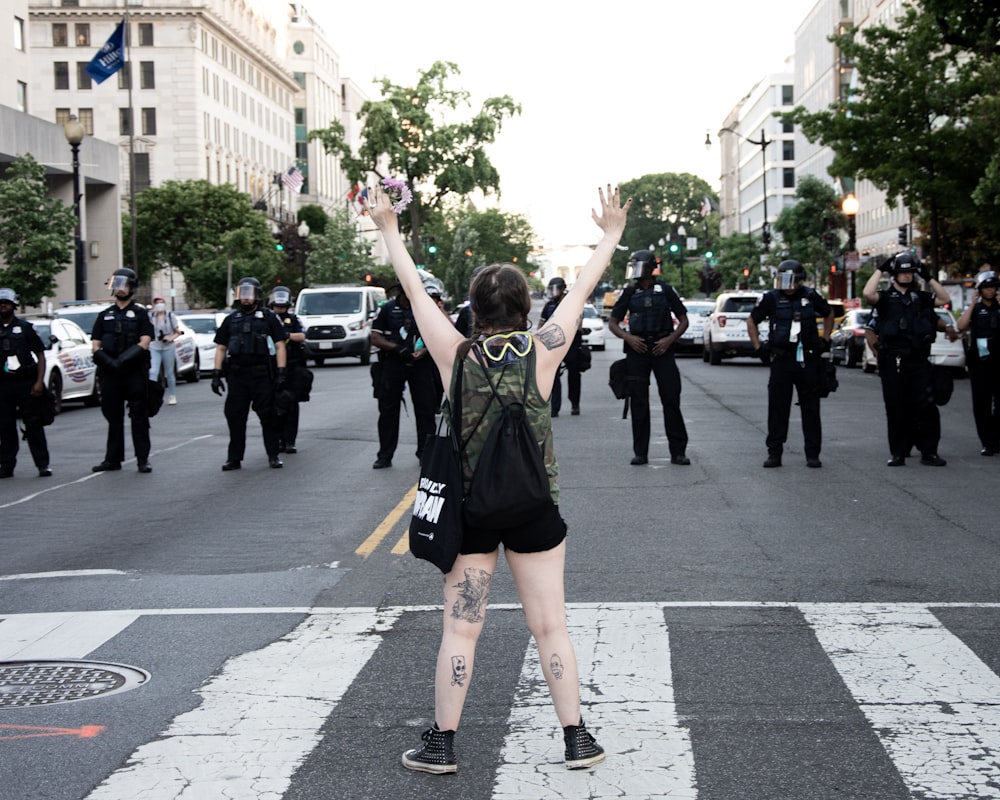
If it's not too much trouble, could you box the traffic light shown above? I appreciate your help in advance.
[668,242,679,255]
[427,237,437,264]
[275,242,284,252]
[830,264,838,274]
[898,225,908,246]
[742,267,750,278]
[704,250,714,260]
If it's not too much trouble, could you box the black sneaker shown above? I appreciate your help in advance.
[920,454,947,467]
[564,720,605,769]
[38,467,52,477]
[92,461,121,472]
[763,455,782,468]
[671,455,691,466]
[401,725,457,774]
[372,458,392,469]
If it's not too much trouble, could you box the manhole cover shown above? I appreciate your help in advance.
[0,660,150,708]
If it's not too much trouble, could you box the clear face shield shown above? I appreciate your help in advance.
[776,270,798,291]
[547,283,563,299]
[237,283,258,304]
[109,275,131,296]
[625,260,648,280]
[270,289,291,307]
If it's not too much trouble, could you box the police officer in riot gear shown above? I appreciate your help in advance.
[747,260,834,468]
[863,251,952,466]
[0,288,51,478]
[268,286,306,454]
[540,276,583,416]
[608,249,691,465]
[91,268,155,473]
[370,284,437,469]
[957,269,1000,455]
[212,277,288,470]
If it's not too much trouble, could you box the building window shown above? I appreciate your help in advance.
[118,62,132,90]
[293,72,306,88]
[14,17,24,50]
[142,107,157,135]
[133,153,151,193]
[78,108,94,134]
[55,108,71,125]
[52,23,68,46]
[138,23,153,46]
[54,62,70,90]
[119,107,132,135]
[140,61,155,89]
[16,81,26,112]
[781,85,793,105]
[61,0,80,6]
[782,141,794,161]
[296,141,308,160]
[76,63,92,90]
[294,107,306,125]
[75,23,89,46]
[783,121,793,134]
[783,167,795,189]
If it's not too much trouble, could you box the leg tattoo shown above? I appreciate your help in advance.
[549,653,565,680]
[451,568,492,623]
[450,655,467,686]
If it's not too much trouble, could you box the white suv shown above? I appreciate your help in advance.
[702,291,767,364]
[295,285,386,366]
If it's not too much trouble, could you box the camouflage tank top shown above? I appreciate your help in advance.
[450,339,559,504]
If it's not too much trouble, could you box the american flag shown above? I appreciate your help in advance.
[281,166,304,194]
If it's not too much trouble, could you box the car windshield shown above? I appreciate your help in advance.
[57,309,101,332]
[583,306,599,319]
[299,292,362,315]
[686,304,714,317]
[32,323,53,349]
[183,317,217,334]
[721,298,758,313]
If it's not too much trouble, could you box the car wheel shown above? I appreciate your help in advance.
[709,347,722,365]
[185,352,201,382]
[845,343,859,368]
[862,358,876,374]
[313,357,326,367]
[48,371,63,416]
[702,345,710,362]
[83,373,101,407]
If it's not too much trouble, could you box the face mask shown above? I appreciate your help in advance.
[154,302,166,312]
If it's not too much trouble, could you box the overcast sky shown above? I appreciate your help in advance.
[311,1,812,247]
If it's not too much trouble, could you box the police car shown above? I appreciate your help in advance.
[702,292,767,364]
[581,304,606,350]
[23,315,100,414]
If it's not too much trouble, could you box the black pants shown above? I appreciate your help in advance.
[225,363,280,462]
[968,357,1000,451]
[0,378,49,472]
[99,366,150,464]
[877,350,940,458]
[377,357,437,461]
[765,354,822,459]
[625,348,688,459]
[551,343,581,415]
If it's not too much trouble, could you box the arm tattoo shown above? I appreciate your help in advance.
[450,567,492,623]
[450,655,468,686]
[549,653,565,680]
[536,325,567,351]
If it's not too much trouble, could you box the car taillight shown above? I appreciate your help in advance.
[853,327,866,337]
[718,315,727,327]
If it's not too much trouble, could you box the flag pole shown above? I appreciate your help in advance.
[125,6,137,275]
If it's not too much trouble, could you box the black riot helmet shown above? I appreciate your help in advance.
[546,277,567,299]
[109,268,138,297]
[775,259,807,290]
[625,250,657,280]
[976,270,999,290]
[268,286,292,308]
[890,252,921,277]
[236,276,263,305]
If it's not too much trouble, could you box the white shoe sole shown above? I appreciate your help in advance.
[401,751,457,774]
[566,750,606,769]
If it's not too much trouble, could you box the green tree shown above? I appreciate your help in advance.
[309,61,520,257]
[439,207,537,299]
[713,230,766,291]
[772,175,845,273]
[305,207,377,285]
[0,154,76,306]
[783,3,1000,273]
[130,180,281,307]
[615,173,718,289]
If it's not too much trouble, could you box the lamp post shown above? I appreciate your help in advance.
[676,224,687,294]
[842,193,859,298]
[297,219,311,290]
[707,126,773,253]
[63,115,87,300]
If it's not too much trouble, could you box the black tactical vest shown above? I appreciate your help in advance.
[0,318,37,377]
[224,309,273,362]
[94,304,142,357]
[626,282,674,338]
[878,289,936,355]
[768,289,820,352]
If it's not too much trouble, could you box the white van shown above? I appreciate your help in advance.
[294,284,386,366]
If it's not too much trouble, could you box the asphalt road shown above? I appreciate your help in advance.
[2,338,999,800]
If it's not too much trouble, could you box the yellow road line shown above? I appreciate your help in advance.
[355,484,417,558]
[390,529,410,555]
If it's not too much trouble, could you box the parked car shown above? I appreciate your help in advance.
[703,292,766,364]
[580,303,606,350]
[52,302,110,337]
[176,312,220,374]
[172,318,200,382]
[295,284,386,366]
[23,315,100,414]
[830,309,872,368]
[861,308,966,374]
[675,300,715,355]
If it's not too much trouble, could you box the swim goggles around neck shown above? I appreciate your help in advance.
[478,331,532,363]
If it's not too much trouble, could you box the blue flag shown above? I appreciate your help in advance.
[85,20,125,84]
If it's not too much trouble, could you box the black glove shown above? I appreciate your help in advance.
[818,337,831,353]
[117,344,146,368]
[754,342,771,363]
[275,367,288,392]
[92,349,116,371]
[919,264,934,283]
[211,369,226,396]
[878,257,894,275]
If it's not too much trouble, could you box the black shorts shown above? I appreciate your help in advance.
[460,502,567,555]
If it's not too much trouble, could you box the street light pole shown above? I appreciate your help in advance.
[745,128,772,253]
[297,219,311,290]
[842,193,859,299]
[63,115,87,300]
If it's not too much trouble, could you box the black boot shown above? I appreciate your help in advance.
[401,724,457,774]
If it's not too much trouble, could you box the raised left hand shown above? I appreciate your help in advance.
[591,185,631,236]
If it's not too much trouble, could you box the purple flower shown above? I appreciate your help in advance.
[381,177,413,213]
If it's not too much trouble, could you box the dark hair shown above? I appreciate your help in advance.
[469,263,531,335]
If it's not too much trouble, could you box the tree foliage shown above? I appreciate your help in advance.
[308,61,520,256]
[783,2,1000,272]
[0,154,76,306]
[130,180,282,307]
[304,207,378,286]
[772,175,845,274]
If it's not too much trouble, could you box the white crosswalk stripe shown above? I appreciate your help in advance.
[3,602,1000,799]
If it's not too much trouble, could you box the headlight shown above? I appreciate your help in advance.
[348,321,363,331]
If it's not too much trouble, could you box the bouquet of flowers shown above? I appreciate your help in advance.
[381,178,413,214]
